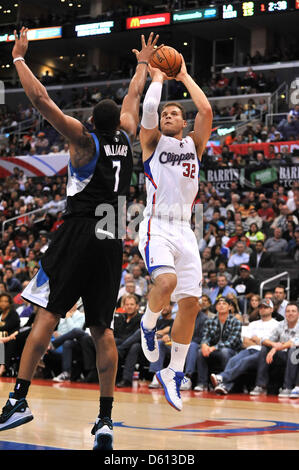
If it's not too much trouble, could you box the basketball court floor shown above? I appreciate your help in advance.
[0,377,298,451]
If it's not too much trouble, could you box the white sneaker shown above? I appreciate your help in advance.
[289,386,299,399]
[278,388,292,398]
[210,373,223,388]
[250,386,266,396]
[141,320,159,363]
[53,371,70,382]
[194,384,208,392]
[148,374,161,389]
[156,368,184,411]
[180,376,192,391]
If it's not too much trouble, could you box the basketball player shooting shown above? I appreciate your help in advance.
[138,54,213,411]
[0,27,162,450]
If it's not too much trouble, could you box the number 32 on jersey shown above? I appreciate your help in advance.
[182,162,196,179]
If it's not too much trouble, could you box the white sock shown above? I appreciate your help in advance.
[168,341,190,372]
[142,304,162,330]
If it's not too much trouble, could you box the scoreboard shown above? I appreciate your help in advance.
[222,0,295,19]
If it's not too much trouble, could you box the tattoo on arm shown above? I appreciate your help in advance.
[70,126,96,168]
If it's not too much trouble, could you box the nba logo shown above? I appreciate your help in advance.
[150,257,154,264]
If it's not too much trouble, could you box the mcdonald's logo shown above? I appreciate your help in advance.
[126,13,171,29]
[129,17,140,28]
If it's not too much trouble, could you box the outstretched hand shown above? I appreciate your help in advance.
[12,26,29,59]
[132,32,163,64]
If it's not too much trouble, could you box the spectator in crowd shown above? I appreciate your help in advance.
[247,294,262,322]
[114,295,142,388]
[228,241,250,268]
[2,267,22,293]
[273,285,289,319]
[43,302,86,382]
[258,199,275,224]
[250,303,299,397]
[271,205,291,232]
[232,265,259,312]
[117,280,141,306]
[226,225,250,251]
[244,208,263,232]
[264,228,288,253]
[208,274,237,306]
[194,297,242,391]
[288,227,299,261]
[131,265,148,297]
[202,247,216,273]
[210,297,279,394]
[226,294,243,323]
[0,293,20,376]
[248,240,274,268]
[245,223,265,245]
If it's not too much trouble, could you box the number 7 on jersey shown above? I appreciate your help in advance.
[112,160,121,192]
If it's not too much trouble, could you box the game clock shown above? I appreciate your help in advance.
[260,1,288,12]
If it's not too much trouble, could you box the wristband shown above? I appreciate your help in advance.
[137,61,148,66]
[13,57,25,64]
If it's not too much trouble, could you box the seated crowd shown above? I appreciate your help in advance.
[1,104,298,158]
[0,164,298,398]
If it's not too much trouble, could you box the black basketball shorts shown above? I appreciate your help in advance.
[22,217,123,328]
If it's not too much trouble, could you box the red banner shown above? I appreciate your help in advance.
[228,140,299,157]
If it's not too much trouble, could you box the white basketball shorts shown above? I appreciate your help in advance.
[139,216,202,303]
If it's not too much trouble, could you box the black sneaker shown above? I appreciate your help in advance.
[0,393,33,431]
[91,417,113,450]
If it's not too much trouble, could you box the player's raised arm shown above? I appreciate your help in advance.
[175,55,213,159]
[12,27,87,147]
[120,32,162,143]
[139,66,170,161]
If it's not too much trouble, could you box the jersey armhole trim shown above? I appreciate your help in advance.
[120,129,133,152]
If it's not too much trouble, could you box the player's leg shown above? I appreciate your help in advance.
[138,229,177,362]
[0,308,60,431]
[141,271,177,362]
[156,296,199,411]
[156,230,202,411]
[83,237,123,451]
[89,326,117,450]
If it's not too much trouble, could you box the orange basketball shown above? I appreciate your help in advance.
[150,46,182,78]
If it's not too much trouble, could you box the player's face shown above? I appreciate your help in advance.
[160,106,186,137]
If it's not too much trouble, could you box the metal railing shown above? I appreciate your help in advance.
[270,81,288,115]
[0,115,42,139]
[260,271,290,300]
[265,112,288,128]
[2,201,66,236]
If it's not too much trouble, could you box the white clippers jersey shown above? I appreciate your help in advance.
[143,134,200,222]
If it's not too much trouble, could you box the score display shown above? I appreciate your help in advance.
[242,2,255,16]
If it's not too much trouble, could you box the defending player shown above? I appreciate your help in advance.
[138,56,213,411]
[0,27,161,450]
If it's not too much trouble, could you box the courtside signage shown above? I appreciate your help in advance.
[173,8,218,22]
[126,13,171,29]
[75,21,114,37]
[0,26,62,43]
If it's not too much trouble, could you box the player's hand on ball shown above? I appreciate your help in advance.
[148,63,172,82]
[174,54,188,81]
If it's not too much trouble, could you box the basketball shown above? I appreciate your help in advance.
[150,46,182,77]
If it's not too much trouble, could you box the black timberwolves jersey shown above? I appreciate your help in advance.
[65,129,133,229]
